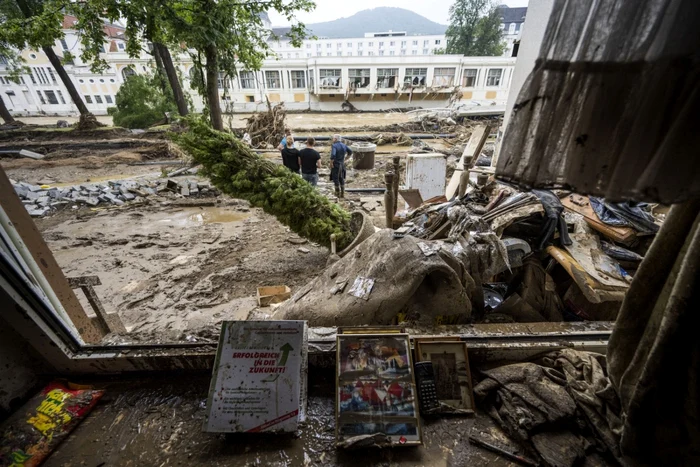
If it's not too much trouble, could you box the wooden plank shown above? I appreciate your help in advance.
[445,125,490,200]
[0,166,103,343]
[560,195,637,245]
[398,188,423,209]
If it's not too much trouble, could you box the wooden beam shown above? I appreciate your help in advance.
[0,166,104,343]
[445,124,490,200]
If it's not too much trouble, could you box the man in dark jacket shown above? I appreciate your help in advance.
[299,137,321,186]
[330,134,352,198]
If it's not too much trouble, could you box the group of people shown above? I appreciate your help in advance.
[278,129,353,198]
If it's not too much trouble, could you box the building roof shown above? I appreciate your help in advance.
[61,14,126,40]
[269,27,293,41]
[497,6,527,24]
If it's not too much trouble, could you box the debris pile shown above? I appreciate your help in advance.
[245,102,287,148]
[13,177,219,217]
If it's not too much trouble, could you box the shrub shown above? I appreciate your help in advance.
[108,74,178,129]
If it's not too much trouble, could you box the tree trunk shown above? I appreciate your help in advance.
[154,42,189,117]
[203,44,223,131]
[0,95,19,124]
[151,45,169,95]
[42,46,90,117]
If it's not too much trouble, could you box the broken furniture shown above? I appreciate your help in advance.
[67,275,126,334]
[256,285,292,307]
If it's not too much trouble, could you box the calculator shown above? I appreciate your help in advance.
[414,361,439,414]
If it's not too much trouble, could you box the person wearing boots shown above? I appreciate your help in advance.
[330,134,352,198]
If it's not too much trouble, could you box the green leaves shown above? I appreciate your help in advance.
[108,74,178,128]
[172,118,353,249]
[445,0,505,57]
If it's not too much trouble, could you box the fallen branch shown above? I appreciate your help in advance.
[171,118,353,249]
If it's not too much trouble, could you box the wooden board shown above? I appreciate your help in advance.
[399,189,423,209]
[445,125,490,200]
[560,194,637,245]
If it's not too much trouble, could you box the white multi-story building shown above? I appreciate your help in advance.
[269,29,447,59]
[498,5,528,57]
[1,14,518,117]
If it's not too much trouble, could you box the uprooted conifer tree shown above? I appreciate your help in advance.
[173,118,354,249]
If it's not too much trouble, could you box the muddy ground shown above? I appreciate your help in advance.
[1,121,470,344]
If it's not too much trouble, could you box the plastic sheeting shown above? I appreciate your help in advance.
[496,0,700,204]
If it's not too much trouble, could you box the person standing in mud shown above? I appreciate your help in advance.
[330,134,352,198]
[299,137,321,186]
[281,137,300,173]
[278,128,292,153]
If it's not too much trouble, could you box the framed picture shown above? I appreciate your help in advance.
[338,326,405,335]
[335,333,422,446]
[414,340,475,414]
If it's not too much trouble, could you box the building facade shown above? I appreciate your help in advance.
[1,13,521,117]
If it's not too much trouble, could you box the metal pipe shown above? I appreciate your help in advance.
[291,134,457,141]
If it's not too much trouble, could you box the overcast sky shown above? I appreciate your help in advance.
[268,0,529,27]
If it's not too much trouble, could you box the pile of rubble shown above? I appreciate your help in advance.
[13,178,218,217]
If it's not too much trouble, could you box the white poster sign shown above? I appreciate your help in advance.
[204,321,305,433]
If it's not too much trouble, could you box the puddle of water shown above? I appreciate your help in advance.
[159,207,250,227]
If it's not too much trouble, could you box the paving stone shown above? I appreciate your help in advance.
[27,207,49,217]
[26,191,42,200]
[13,185,29,198]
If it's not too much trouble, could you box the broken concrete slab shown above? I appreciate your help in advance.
[27,207,50,217]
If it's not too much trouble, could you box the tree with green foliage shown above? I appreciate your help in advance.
[0,0,103,128]
[108,74,178,129]
[164,0,315,130]
[70,0,191,117]
[445,0,505,56]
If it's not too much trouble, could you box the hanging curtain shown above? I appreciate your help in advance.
[496,0,700,204]
[607,200,700,464]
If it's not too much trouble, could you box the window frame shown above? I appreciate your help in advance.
[264,70,281,89]
[44,90,59,105]
[486,68,503,87]
[290,70,306,89]
[462,68,478,87]
[319,69,342,88]
[404,67,428,87]
[239,71,256,89]
[348,68,370,89]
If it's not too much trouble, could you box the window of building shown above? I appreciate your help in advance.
[462,68,477,87]
[508,23,516,34]
[404,67,427,86]
[389,50,395,56]
[433,67,456,86]
[110,78,115,83]
[306,44,311,49]
[412,40,418,46]
[85,94,92,104]
[105,95,113,104]
[358,51,363,56]
[33,68,46,85]
[36,90,45,104]
[57,90,66,104]
[377,68,398,88]
[29,73,36,85]
[44,90,59,104]
[99,78,104,83]
[19,76,25,85]
[378,42,384,48]
[239,71,255,89]
[306,53,311,57]
[400,49,406,55]
[422,49,429,54]
[401,41,406,47]
[46,67,58,84]
[291,70,306,88]
[368,51,375,56]
[94,95,103,104]
[319,69,341,88]
[435,39,441,45]
[247,96,254,103]
[316,43,321,49]
[295,53,299,58]
[336,51,342,56]
[337,43,342,49]
[357,42,363,48]
[265,70,281,89]
[349,68,370,89]
[0,77,4,84]
[379,50,384,56]
[308,73,314,91]
[326,43,332,48]
[217,72,231,89]
[121,67,136,80]
[29,53,37,60]
[347,42,352,48]
[411,50,417,55]
[486,68,502,86]
[368,42,373,47]
[117,42,126,51]
[326,52,332,56]
[389,41,395,46]
[60,39,69,51]
[89,78,94,83]
[423,40,429,46]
